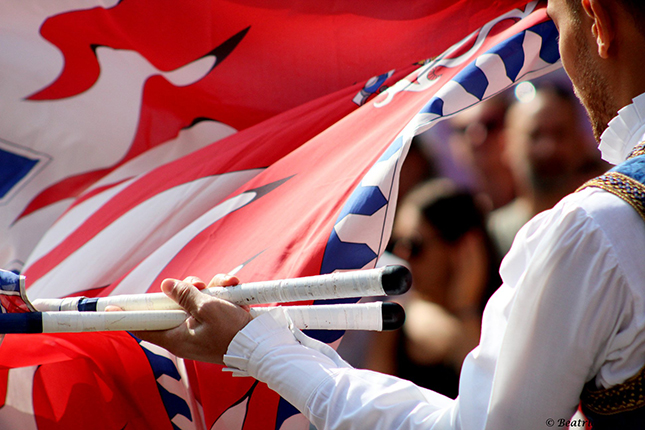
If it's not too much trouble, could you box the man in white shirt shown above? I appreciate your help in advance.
[133,0,645,428]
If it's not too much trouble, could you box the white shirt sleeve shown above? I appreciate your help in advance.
[224,191,637,430]
[460,196,631,429]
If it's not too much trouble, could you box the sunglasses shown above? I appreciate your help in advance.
[386,235,425,259]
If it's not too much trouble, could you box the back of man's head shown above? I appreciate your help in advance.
[565,0,645,37]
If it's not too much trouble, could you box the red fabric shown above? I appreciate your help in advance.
[16,0,526,218]
[0,332,173,429]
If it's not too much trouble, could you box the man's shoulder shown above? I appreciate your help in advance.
[508,186,642,262]
[527,186,645,281]
[561,184,643,228]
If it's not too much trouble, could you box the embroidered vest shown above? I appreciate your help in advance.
[576,143,645,428]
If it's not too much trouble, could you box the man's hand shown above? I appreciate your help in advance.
[131,274,253,365]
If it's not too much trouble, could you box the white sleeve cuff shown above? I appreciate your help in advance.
[222,306,354,416]
[223,307,296,377]
[223,306,457,429]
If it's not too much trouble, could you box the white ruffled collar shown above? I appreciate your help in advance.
[599,92,645,165]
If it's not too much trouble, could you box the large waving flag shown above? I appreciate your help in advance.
[0,0,530,273]
[0,1,560,429]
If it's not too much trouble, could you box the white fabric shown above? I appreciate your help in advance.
[598,92,645,164]
[224,98,645,429]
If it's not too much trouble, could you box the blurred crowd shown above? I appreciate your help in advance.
[336,71,610,399]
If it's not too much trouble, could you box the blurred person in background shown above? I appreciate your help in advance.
[447,94,516,212]
[488,81,610,256]
[362,178,501,398]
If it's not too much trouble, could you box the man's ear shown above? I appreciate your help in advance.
[582,0,615,58]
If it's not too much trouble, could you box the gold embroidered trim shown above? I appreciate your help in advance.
[577,172,645,223]
[581,365,645,415]
[627,141,645,159]
[578,141,645,415]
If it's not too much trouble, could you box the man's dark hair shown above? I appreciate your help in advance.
[565,0,645,37]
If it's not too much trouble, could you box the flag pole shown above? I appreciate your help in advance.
[0,302,404,333]
[31,265,411,311]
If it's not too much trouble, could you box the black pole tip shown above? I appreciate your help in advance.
[380,265,412,295]
[381,302,405,331]
[0,312,43,334]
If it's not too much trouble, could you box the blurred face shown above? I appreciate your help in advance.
[506,92,588,192]
[546,0,618,141]
[449,99,507,172]
[389,205,452,303]
[449,98,515,208]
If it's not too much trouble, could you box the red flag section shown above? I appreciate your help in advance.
[0,0,527,272]
[0,333,175,430]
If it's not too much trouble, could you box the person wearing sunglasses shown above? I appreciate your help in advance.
[363,178,501,399]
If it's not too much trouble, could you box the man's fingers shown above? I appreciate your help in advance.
[183,276,207,290]
[133,275,252,364]
[161,279,206,317]
[131,324,193,359]
[208,273,239,288]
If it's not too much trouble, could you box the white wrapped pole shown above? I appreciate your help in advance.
[32,266,411,312]
[0,310,188,333]
[250,302,405,331]
[0,302,405,333]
